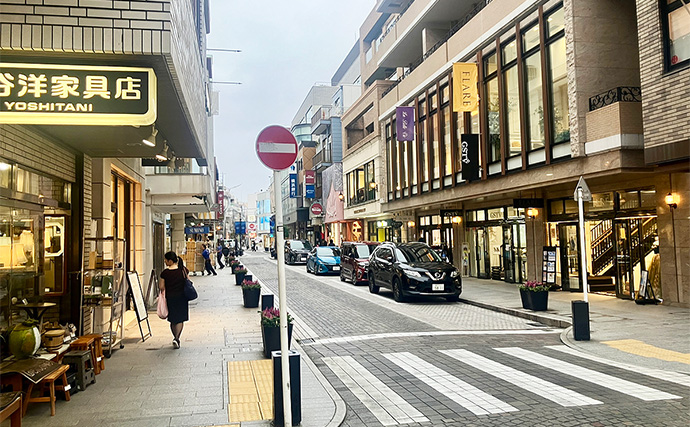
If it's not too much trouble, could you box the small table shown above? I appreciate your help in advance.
[0,392,22,426]
[14,303,56,328]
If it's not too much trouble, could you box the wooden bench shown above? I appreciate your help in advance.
[23,364,70,416]
[82,334,105,372]
[69,335,100,375]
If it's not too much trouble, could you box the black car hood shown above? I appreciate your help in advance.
[401,261,456,273]
[291,249,310,254]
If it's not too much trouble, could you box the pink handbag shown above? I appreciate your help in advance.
[157,290,168,319]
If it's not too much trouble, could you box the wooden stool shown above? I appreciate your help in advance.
[62,350,95,391]
[0,392,22,426]
[69,336,99,375]
[24,364,70,416]
[82,334,105,372]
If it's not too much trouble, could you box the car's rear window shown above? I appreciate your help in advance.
[290,241,312,250]
[353,244,375,258]
[396,245,442,262]
[316,247,340,257]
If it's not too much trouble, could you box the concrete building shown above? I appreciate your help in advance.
[0,0,217,332]
[343,0,688,305]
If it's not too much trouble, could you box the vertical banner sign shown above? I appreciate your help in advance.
[304,170,316,199]
[452,63,478,113]
[396,106,415,141]
[289,173,298,198]
[460,134,479,181]
[304,170,315,184]
[217,189,224,215]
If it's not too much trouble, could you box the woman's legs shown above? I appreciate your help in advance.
[170,322,184,341]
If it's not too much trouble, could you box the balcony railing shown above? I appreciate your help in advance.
[588,87,642,112]
[312,149,332,168]
[311,106,332,128]
[377,0,416,45]
[381,0,494,99]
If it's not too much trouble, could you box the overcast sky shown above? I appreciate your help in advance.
[207,0,374,202]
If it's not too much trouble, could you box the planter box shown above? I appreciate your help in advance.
[519,289,530,309]
[235,272,246,285]
[519,289,549,311]
[242,288,260,308]
[261,323,293,359]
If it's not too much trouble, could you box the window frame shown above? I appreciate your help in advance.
[661,0,690,72]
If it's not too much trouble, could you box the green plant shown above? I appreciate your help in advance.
[260,307,293,327]
[242,279,261,290]
[235,267,247,275]
[518,280,551,292]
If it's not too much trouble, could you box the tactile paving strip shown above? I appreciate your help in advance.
[227,359,274,422]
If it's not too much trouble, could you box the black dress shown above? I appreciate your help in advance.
[161,267,189,324]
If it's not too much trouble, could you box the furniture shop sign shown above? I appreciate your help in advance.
[0,63,156,125]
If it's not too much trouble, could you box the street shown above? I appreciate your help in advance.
[241,251,690,427]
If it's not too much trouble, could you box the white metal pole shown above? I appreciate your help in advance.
[273,170,292,426]
[577,188,589,303]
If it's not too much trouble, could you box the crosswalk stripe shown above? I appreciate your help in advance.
[441,349,603,407]
[497,347,682,401]
[322,356,428,426]
[384,352,518,415]
[545,345,690,388]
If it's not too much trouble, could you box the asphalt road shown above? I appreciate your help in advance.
[242,251,690,427]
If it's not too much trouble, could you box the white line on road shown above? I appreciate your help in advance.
[304,329,560,346]
[322,356,428,426]
[384,352,518,416]
[497,347,682,401]
[545,345,690,388]
[441,349,603,407]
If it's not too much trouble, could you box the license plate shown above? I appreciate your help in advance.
[333,266,340,271]
[301,256,306,260]
[432,283,444,291]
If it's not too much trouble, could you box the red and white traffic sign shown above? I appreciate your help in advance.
[247,223,257,232]
[310,202,323,216]
[256,125,298,171]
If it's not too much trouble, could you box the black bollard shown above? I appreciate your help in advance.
[272,350,301,426]
[572,300,590,341]
[261,294,274,312]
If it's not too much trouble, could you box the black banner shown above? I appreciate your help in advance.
[460,134,479,182]
[513,198,545,208]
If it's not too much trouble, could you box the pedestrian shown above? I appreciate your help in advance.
[201,244,217,276]
[222,244,230,264]
[328,239,334,246]
[159,251,189,349]
[216,241,225,269]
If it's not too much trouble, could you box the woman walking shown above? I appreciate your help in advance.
[159,251,189,348]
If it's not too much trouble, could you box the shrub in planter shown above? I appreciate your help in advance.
[260,307,294,358]
[234,267,247,285]
[241,280,261,308]
[518,280,551,311]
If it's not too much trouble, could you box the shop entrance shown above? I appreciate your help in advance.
[558,223,581,291]
[614,216,657,299]
[468,223,526,283]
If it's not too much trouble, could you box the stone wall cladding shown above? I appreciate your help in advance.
[635,0,690,153]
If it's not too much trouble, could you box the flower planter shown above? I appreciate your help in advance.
[527,290,549,311]
[519,289,531,310]
[261,323,293,359]
[235,272,246,285]
[242,287,261,308]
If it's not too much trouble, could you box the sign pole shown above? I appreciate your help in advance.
[273,170,292,426]
[577,187,589,303]
[573,176,591,341]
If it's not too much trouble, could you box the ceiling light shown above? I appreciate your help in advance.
[155,144,169,162]
[142,127,158,147]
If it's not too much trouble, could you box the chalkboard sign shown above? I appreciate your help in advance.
[542,246,557,284]
[127,272,147,322]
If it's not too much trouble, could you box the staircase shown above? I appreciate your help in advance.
[591,220,614,276]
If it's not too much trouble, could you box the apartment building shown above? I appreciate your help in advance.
[0,0,217,331]
[344,0,688,305]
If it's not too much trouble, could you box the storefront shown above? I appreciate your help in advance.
[367,219,402,242]
[465,207,527,283]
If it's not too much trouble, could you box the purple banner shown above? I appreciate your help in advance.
[396,106,415,141]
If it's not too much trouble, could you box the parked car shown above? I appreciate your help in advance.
[368,242,461,302]
[340,241,379,284]
[306,246,341,275]
[285,239,313,264]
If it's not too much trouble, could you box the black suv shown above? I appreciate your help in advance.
[285,240,312,264]
[368,242,461,302]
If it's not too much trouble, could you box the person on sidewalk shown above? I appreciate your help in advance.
[216,241,225,269]
[201,244,217,275]
[159,251,189,349]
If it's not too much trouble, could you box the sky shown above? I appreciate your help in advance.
[207,0,375,202]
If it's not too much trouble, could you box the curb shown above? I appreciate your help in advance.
[459,298,572,329]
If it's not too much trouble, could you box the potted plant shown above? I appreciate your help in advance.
[234,267,247,285]
[260,307,293,358]
[230,260,241,273]
[241,280,261,308]
[518,280,551,311]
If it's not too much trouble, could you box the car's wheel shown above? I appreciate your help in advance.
[351,269,357,284]
[368,273,380,294]
[306,263,311,273]
[446,294,460,302]
[340,269,346,281]
[392,277,406,303]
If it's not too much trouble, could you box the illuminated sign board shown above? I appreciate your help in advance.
[0,62,156,125]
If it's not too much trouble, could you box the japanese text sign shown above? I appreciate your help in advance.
[0,63,156,125]
[289,174,298,198]
[452,63,478,113]
[396,106,415,141]
[305,170,316,185]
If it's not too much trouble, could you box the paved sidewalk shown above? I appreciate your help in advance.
[459,277,690,374]
[17,264,341,427]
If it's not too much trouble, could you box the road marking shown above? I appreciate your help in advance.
[497,347,682,401]
[441,349,603,407]
[257,142,296,154]
[303,329,560,346]
[601,339,690,365]
[384,352,518,415]
[322,356,428,426]
[546,345,690,388]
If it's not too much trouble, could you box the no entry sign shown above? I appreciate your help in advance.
[256,125,298,171]
[310,202,323,216]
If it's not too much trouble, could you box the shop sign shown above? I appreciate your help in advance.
[353,207,366,214]
[185,226,210,234]
[513,198,544,209]
[542,246,557,284]
[289,173,298,198]
[0,62,156,125]
[305,184,315,199]
[234,221,246,235]
[452,62,478,112]
[441,209,462,218]
[460,134,479,182]
[305,170,316,184]
[217,190,225,215]
[311,202,323,216]
[396,106,415,141]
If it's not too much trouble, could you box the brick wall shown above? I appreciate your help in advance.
[635,0,690,156]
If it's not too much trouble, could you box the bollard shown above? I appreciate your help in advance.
[272,350,301,426]
[261,294,274,312]
[244,274,253,282]
[572,300,590,341]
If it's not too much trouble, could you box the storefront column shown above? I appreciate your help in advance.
[453,222,465,273]
[91,159,112,238]
[171,213,186,255]
[526,211,545,282]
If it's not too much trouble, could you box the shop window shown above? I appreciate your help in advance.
[476,210,486,221]
[487,207,505,220]
[550,199,564,215]
[507,207,525,218]
[662,0,690,71]
[441,84,450,105]
[44,216,66,295]
[564,199,578,214]
[548,36,569,144]
[546,7,565,37]
[346,160,376,206]
[504,65,522,157]
[418,96,426,118]
[442,106,452,176]
[522,24,540,52]
[430,113,440,179]
[524,52,545,151]
[640,190,656,208]
[0,161,11,188]
[420,118,429,182]
[484,52,497,76]
[502,39,518,65]
[466,211,476,222]
[429,91,438,111]
[618,191,640,210]
[486,77,501,163]
[590,192,614,211]
[431,215,441,225]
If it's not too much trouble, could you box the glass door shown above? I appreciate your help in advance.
[513,223,527,283]
[503,225,515,283]
[558,223,581,291]
[475,228,489,278]
[614,220,632,298]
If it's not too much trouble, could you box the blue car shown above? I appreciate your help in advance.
[306,246,341,275]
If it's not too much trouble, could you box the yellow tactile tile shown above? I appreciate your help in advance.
[602,339,690,365]
[259,401,274,419]
[228,403,263,422]
[226,359,275,423]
